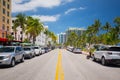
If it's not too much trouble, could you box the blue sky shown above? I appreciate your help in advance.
[12,0,120,34]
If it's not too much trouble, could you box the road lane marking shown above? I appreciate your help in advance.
[55,50,64,80]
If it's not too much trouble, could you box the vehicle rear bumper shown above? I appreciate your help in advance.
[24,54,31,58]
[107,59,120,64]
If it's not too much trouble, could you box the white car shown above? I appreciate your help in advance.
[40,47,45,54]
[72,48,82,54]
[23,47,35,59]
[0,46,24,67]
[92,46,120,65]
[34,46,40,56]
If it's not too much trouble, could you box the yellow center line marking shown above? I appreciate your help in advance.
[55,50,64,80]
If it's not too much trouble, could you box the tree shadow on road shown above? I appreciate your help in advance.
[0,62,23,69]
[91,60,120,68]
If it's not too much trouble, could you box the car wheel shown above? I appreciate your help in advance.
[29,54,32,59]
[39,52,41,55]
[101,57,107,66]
[10,59,15,67]
[20,56,24,62]
[33,53,35,57]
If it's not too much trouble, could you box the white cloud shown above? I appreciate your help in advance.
[65,8,77,14]
[32,14,60,22]
[79,7,86,10]
[12,0,74,13]
[65,7,86,14]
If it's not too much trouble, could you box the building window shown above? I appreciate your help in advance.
[2,16,5,22]
[7,11,9,17]
[7,26,9,31]
[2,33,4,38]
[7,19,9,24]
[20,31,22,34]
[11,32,14,35]
[20,38,22,41]
[2,24,5,30]
[12,20,15,23]
[3,8,6,14]
[7,4,9,9]
[3,0,6,6]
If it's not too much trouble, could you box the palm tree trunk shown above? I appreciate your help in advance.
[33,36,36,44]
[15,31,17,40]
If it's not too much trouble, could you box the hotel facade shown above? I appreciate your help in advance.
[0,0,11,44]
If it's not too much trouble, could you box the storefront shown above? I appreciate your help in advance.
[0,38,22,46]
[0,38,8,45]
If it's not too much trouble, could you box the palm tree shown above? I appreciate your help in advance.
[12,20,18,40]
[49,32,57,46]
[102,22,111,33]
[92,19,101,36]
[26,16,43,44]
[14,13,26,41]
[114,17,120,35]
[66,32,78,47]
[44,29,51,46]
[7,34,14,41]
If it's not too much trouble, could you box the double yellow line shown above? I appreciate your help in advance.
[55,50,64,80]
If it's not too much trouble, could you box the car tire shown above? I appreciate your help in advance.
[33,53,35,57]
[101,57,107,66]
[20,56,24,62]
[29,54,32,59]
[10,59,15,67]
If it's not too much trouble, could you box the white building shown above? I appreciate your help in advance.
[35,31,46,46]
[58,33,66,44]
[66,27,86,41]
[11,18,51,46]
[11,18,28,41]
[35,26,51,46]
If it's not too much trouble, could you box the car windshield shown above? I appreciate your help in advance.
[23,48,31,51]
[44,47,48,49]
[0,47,14,53]
[108,47,120,51]
[34,47,39,49]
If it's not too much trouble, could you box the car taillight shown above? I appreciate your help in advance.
[107,52,112,55]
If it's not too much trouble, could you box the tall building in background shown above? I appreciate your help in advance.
[66,27,86,41]
[0,0,11,43]
[58,33,66,44]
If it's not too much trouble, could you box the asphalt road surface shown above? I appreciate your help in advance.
[0,49,120,80]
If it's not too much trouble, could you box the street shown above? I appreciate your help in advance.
[0,49,120,80]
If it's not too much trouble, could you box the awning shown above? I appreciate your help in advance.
[0,38,8,42]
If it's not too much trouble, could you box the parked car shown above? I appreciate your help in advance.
[23,47,35,59]
[34,46,40,56]
[44,47,49,53]
[67,46,74,52]
[72,48,82,54]
[0,46,24,67]
[40,47,45,54]
[92,46,120,65]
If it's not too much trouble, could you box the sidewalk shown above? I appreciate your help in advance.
[82,51,89,55]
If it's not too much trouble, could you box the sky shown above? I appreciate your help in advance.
[12,0,120,34]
